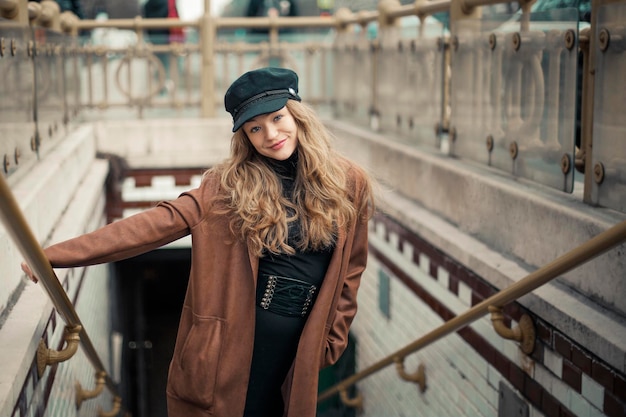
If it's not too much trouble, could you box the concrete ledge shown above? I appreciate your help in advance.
[0,156,109,417]
[327,119,626,316]
[94,117,233,169]
[326,119,626,372]
[381,189,626,373]
[0,125,98,319]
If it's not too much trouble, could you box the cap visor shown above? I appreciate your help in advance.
[232,96,290,132]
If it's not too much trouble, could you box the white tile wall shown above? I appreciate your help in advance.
[581,373,604,410]
[543,348,563,378]
[352,218,613,417]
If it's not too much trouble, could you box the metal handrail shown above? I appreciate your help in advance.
[318,219,626,402]
[0,174,120,397]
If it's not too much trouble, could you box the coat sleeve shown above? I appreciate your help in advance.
[321,171,370,368]
[44,186,207,268]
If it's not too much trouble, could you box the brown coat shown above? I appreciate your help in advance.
[44,159,370,417]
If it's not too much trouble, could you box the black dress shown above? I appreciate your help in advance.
[243,152,334,417]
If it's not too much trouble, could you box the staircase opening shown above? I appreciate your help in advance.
[113,248,190,417]
[112,247,357,417]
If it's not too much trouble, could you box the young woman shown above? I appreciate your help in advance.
[23,67,374,417]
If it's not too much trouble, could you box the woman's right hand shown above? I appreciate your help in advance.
[21,262,38,283]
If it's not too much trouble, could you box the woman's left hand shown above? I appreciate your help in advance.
[21,262,38,283]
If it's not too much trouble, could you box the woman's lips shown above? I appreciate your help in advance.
[270,139,286,150]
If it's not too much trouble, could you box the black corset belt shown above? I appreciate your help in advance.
[257,274,318,318]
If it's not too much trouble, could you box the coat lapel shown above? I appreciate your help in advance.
[247,240,259,286]
[327,225,347,279]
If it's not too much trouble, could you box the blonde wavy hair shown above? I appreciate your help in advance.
[209,100,371,257]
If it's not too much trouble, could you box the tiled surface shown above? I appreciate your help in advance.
[4,162,625,416]
[2,138,116,416]
[11,264,115,417]
[351,213,626,417]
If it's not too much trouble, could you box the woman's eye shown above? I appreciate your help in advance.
[274,114,283,122]
[249,126,260,133]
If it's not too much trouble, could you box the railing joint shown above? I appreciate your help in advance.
[488,306,535,355]
[36,324,82,377]
[98,396,122,417]
[76,370,107,409]
[393,356,427,393]
[339,388,363,411]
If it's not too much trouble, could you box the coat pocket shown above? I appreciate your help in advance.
[168,310,226,409]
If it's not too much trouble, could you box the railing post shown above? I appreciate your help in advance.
[33,0,61,31]
[450,0,481,22]
[200,0,215,118]
[0,0,28,24]
[580,14,596,204]
[60,11,79,36]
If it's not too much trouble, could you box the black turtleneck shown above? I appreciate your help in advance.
[243,150,335,417]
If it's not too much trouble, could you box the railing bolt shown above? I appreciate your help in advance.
[593,162,605,184]
[488,33,497,50]
[449,126,457,142]
[3,154,10,173]
[560,154,571,174]
[14,148,20,165]
[31,130,40,151]
[486,135,494,152]
[512,32,521,51]
[0,37,5,57]
[452,35,459,51]
[11,38,17,56]
[598,28,610,52]
[564,29,576,50]
[509,141,518,160]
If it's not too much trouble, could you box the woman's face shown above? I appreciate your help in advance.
[242,106,299,161]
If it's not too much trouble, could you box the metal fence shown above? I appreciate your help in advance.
[1,0,625,212]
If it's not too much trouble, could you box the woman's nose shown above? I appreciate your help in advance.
[265,124,279,139]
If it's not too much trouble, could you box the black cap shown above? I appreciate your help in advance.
[224,67,301,132]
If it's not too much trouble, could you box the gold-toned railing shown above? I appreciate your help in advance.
[0,161,123,413]
[318,219,626,405]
